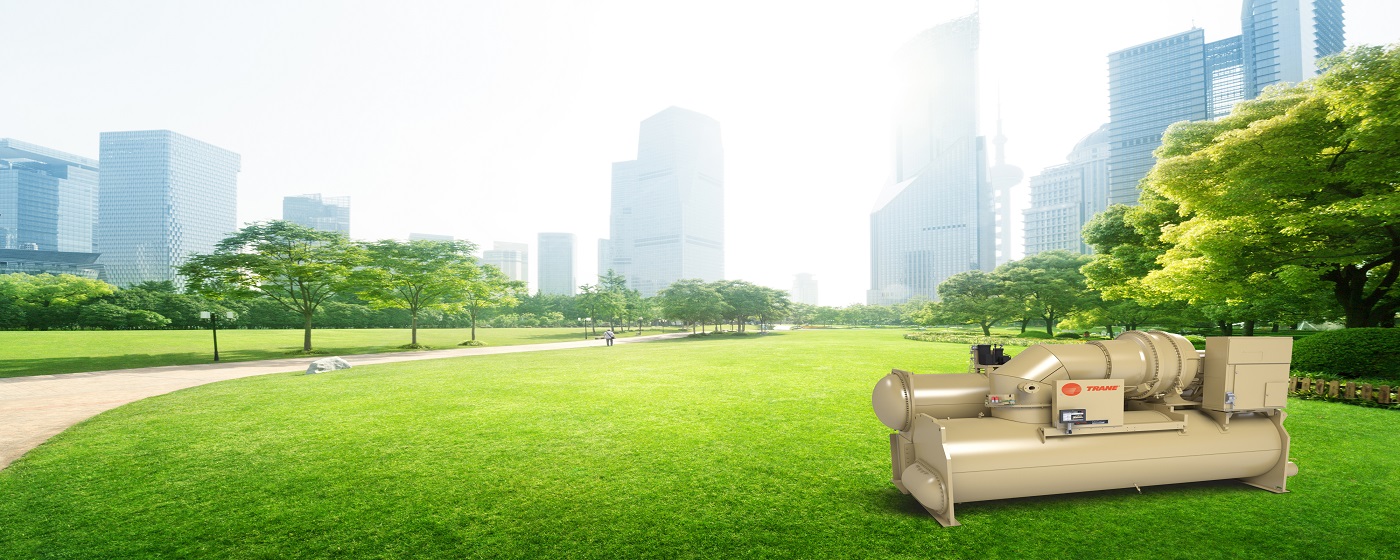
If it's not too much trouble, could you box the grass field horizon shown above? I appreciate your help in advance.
[0,326,682,378]
[2,330,1395,558]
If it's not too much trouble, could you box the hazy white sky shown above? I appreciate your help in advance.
[4,0,1397,305]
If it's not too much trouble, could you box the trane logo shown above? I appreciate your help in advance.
[1062,383,1120,396]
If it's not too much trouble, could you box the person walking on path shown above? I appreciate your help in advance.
[604,329,615,346]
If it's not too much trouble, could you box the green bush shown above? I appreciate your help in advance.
[1292,328,1400,381]
[1021,331,1052,339]
[1184,335,1207,350]
[1054,332,1082,339]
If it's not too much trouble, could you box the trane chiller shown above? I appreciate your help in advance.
[872,331,1296,527]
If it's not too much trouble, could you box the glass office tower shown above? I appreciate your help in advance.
[0,138,99,253]
[869,15,992,305]
[601,107,725,297]
[96,130,241,287]
[537,232,576,296]
[283,193,350,235]
[1023,124,1111,256]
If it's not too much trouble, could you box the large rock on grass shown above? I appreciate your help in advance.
[305,356,352,375]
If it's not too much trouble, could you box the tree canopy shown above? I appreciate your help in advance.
[179,220,364,351]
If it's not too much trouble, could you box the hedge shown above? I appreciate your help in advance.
[1291,328,1400,382]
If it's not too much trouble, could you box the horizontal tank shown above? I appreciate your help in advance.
[875,332,1297,527]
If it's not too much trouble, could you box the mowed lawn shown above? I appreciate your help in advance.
[0,327,655,378]
[1,330,1395,559]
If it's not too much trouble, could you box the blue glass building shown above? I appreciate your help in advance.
[0,138,99,253]
[96,130,241,287]
[1106,0,1345,207]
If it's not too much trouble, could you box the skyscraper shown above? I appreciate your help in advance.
[1106,0,1344,206]
[601,106,724,297]
[96,130,240,287]
[537,232,576,296]
[988,112,1023,265]
[1106,29,1209,207]
[283,193,350,235]
[1023,124,1111,256]
[1243,0,1346,98]
[482,241,529,290]
[790,273,818,306]
[0,139,99,253]
[869,15,992,305]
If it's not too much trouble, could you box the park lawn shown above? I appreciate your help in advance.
[1,329,1394,559]
[0,327,674,378]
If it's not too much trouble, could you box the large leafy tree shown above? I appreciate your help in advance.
[461,264,523,342]
[1135,45,1400,328]
[179,220,364,351]
[658,278,725,333]
[998,250,1092,337]
[353,239,479,347]
[928,270,1016,336]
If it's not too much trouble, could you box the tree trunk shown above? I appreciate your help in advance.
[411,311,419,346]
[1105,325,1115,337]
[981,322,991,336]
[303,312,314,351]
[1271,322,1280,333]
[1218,321,1233,336]
[1243,320,1256,336]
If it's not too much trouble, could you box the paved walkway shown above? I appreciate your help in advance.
[0,332,688,471]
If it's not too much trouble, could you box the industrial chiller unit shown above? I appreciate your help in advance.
[872,331,1297,527]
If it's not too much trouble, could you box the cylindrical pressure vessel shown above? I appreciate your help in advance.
[873,371,990,430]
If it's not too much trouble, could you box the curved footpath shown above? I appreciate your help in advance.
[0,332,689,471]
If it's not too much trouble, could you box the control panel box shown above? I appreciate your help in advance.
[1203,337,1292,412]
[1052,379,1124,430]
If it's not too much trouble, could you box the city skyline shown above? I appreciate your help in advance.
[4,1,1397,305]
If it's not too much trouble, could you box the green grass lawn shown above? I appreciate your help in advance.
[0,327,673,378]
[1,330,1394,558]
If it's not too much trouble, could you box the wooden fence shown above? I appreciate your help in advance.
[1289,376,1395,405]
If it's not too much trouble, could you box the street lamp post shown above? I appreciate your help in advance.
[201,311,236,362]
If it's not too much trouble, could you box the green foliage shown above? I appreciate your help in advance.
[996,250,1092,337]
[1292,328,1400,382]
[1101,45,1400,328]
[352,239,479,346]
[0,273,115,330]
[927,270,1017,335]
[179,221,364,351]
[1020,331,1052,339]
[1054,332,1082,339]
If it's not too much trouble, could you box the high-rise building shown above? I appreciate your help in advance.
[790,273,818,306]
[1106,29,1208,207]
[96,130,240,287]
[482,241,528,290]
[1243,0,1345,98]
[1023,124,1111,256]
[869,15,992,305]
[537,232,576,296]
[601,106,724,297]
[0,139,99,253]
[283,193,350,235]
[1106,0,1344,206]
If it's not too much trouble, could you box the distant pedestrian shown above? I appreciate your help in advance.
[604,329,615,346]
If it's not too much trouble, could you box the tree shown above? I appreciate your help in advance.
[353,239,479,347]
[1136,45,1400,328]
[179,221,364,352]
[712,280,767,332]
[998,251,1092,337]
[931,270,1016,335]
[1,273,115,330]
[461,264,523,341]
[658,279,725,333]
